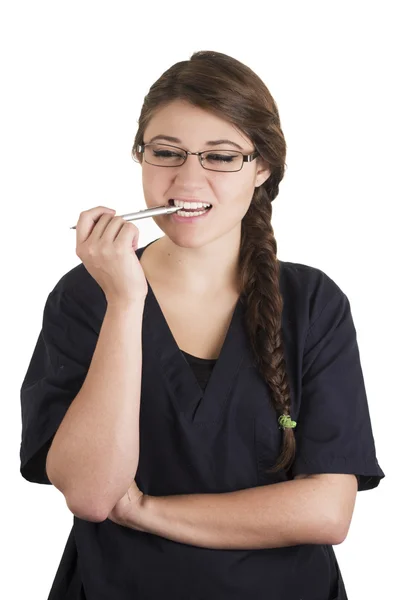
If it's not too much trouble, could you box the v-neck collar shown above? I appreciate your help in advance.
[138,240,251,423]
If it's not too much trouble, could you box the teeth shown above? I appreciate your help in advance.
[172,200,212,210]
[176,209,208,217]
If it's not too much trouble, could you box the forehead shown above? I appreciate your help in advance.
[144,99,251,147]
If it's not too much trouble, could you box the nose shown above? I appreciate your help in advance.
[175,153,207,180]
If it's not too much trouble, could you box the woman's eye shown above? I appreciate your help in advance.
[154,151,181,158]
[207,154,236,162]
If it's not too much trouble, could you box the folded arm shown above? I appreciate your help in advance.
[136,473,358,550]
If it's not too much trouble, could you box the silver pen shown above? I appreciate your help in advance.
[70,204,180,229]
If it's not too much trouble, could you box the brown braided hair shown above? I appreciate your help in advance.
[131,50,294,473]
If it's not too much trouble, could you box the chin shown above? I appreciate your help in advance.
[154,227,209,248]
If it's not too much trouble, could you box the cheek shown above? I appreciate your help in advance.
[142,167,170,199]
[215,178,253,213]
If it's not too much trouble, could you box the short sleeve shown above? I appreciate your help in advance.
[20,287,100,484]
[291,288,385,492]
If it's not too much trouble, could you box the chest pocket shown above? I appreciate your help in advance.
[254,415,290,485]
[241,365,291,487]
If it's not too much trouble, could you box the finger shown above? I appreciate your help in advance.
[75,206,116,245]
[112,221,140,248]
[100,216,134,243]
[89,214,124,242]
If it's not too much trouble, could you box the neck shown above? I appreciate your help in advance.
[152,230,241,296]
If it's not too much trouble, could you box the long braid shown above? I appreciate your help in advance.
[239,185,296,472]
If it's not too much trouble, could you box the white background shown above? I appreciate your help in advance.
[1,1,395,598]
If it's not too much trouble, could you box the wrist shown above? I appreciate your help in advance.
[106,297,146,311]
[138,494,160,535]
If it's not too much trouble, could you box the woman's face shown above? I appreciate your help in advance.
[140,99,270,247]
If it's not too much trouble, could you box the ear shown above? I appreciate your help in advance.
[255,157,272,188]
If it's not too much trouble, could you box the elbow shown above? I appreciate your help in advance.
[329,519,350,546]
[328,501,355,545]
[307,511,347,546]
[325,513,350,546]
[46,455,109,522]
[66,495,109,523]
[328,528,347,546]
[46,473,107,522]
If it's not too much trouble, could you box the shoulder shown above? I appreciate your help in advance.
[278,259,348,329]
[48,262,102,303]
[44,262,109,331]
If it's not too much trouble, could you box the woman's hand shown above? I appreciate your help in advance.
[107,480,147,531]
[75,206,148,305]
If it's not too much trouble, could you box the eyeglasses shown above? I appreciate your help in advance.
[135,143,259,172]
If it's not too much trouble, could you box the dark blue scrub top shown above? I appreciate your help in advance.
[20,238,385,600]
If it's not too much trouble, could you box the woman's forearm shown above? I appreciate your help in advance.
[137,477,342,550]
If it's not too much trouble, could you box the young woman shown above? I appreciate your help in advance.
[20,50,385,600]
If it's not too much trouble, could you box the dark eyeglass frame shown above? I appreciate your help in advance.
[135,143,259,173]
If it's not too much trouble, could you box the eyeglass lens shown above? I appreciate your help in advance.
[144,144,243,172]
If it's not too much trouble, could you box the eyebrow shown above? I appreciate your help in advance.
[148,134,244,151]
